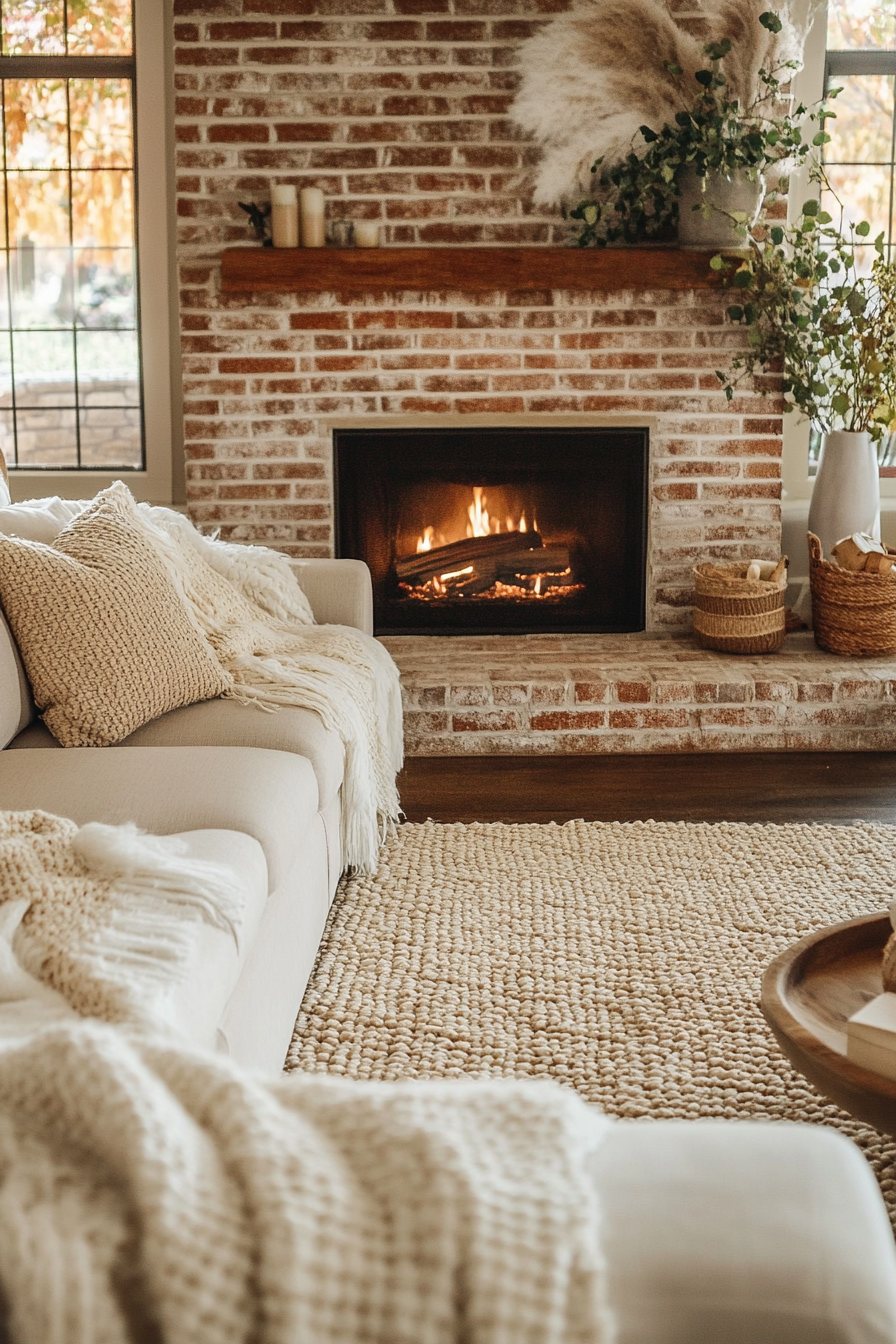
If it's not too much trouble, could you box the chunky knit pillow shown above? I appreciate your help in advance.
[0,482,229,747]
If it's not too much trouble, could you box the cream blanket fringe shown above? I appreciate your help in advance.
[136,493,403,872]
[0,811,614,1344]
[0,810,246,1028]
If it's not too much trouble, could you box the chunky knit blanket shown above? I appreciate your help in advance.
[137,493,403,873]
[0,811,614,1344]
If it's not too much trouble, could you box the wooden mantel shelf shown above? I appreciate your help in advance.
[220,246,722,294]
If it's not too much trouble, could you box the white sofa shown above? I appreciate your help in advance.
[0,555,373,1076]
[0,534,895,1342]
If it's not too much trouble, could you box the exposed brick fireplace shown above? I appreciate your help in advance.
[170,2,896,755]
[173,1,783,639]
[334,422,648,634]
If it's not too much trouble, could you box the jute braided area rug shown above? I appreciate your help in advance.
[286,819,896,1224]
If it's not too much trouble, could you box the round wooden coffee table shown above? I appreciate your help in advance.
[761,912,896,1137]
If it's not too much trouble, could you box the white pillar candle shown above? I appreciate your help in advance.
[353,220,381,248]
[270,183,298,248]
[300,187,326,248]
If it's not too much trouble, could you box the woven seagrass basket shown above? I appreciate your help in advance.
[692,560,787,654]
[809,533,896,657]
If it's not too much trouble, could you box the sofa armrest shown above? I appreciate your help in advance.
[289,559,374,635]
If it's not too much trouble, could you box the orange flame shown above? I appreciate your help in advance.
[466,486,492,538]
[418,487,535,553]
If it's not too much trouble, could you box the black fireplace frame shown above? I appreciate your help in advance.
[334,425,649,636]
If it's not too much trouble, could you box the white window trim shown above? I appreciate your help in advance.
[782,0,896,503]
[7,0,184,504]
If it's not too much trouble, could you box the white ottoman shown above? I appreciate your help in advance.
[593,1120,896,1344]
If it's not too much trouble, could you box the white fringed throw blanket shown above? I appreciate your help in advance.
[0,811,614,1344]
[0,809,247,1030]
[135,487,402,873]
[24,485,404,871]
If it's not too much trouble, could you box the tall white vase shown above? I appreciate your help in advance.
[807,429,880,557]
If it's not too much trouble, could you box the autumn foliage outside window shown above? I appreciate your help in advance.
[818,1,896,472]
[0,0,141,470]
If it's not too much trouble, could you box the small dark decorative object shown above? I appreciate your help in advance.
[239,200,273,247]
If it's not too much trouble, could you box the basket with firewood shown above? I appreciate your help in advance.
[809,532,896,657]
[692,556,788,654]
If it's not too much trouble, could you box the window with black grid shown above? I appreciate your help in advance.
[0,0,142,470]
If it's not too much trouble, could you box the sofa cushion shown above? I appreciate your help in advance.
[0,484,228,746]
[592,1119,896,1344]
[119,699,345,812]
[157,829,269,1053]
[0,610,34,749]
[0,746,318,893]
[10,698,346,814]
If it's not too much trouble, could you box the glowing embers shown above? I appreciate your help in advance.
[398,486,583,603]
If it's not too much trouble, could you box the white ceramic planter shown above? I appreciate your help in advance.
[677,167,764,248]
[807,429,881,558]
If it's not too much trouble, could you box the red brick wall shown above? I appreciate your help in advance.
[173,0,570,251]
[172,0,783,629]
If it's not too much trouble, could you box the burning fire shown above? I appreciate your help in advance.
[465,486,534,538]
[416,487,536,553]
[401,485,580,604]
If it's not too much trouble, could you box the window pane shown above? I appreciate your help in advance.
[74,246,134,327]
[78,406,140,467]
[822,162,893,244]
[1,0,64,54]
[828,0,896,49]
[70,79,133,169]
[10,246,72,326]
[825,75,895,163]
[0,267,10,330]
[71,169,133,248]
[4,79,68,169]
[0,71,143,472]
[76,329,139,404]
[0,410,14,469]
[66,0,133,56]
[13,329,75,405]
[16,407,77,465]
[0,335,13,401]
[7,170,69,247]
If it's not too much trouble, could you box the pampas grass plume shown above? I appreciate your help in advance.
[513,0,819,206]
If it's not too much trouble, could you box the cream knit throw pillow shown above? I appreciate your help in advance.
[0,483,228,746]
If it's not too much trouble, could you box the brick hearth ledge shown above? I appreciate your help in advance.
[384,632,896,755]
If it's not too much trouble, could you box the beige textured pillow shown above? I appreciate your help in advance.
[0,482,229,747]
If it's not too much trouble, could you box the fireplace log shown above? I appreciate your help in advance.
[395,529,543,583]
[496,545,570,577]
[451,550,571,589]
[447,574,500,596]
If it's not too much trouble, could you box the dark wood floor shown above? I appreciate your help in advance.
[398,753,896,826]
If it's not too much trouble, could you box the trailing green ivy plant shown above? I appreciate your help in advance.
[569,11,833,247]
[712,200,896,437]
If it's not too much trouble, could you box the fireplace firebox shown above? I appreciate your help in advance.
[334,426,648,635]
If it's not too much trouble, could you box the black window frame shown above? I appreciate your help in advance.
[0,6,143,472]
